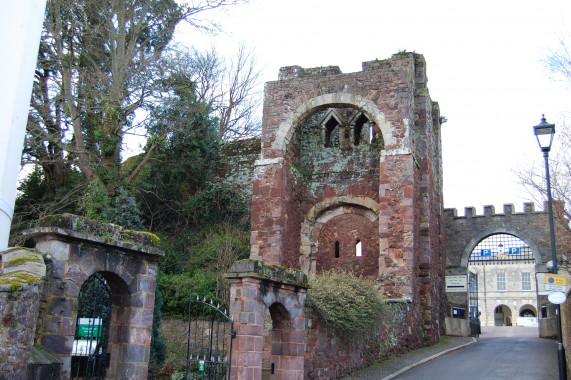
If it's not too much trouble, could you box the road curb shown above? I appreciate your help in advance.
[380,337,478,380]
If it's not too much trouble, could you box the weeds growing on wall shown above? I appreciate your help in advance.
[306,270,385,340]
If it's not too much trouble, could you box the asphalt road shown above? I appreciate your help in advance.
[392,326,558,380]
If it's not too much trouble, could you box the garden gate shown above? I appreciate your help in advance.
[185,295,236,380]
[72,273,112,380]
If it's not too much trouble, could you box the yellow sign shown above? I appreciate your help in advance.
[546,274,567,286]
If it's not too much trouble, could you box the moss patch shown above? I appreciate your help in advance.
[6,256,44,266]
[37,214,160,247]
[0,273,43,291]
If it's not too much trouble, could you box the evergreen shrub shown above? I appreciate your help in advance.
[306,269,385,339]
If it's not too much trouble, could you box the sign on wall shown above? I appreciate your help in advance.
[545,274,567,292]
[446,275,468,292]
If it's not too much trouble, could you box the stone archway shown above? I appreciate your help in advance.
[24,214,163,380]
[444,203,568,335]
[520,304,537,317]
[300,196,379,276]
[270,93,396,153]
[227,260,308,380]
[460,228,543,270]
[494,304,512,326]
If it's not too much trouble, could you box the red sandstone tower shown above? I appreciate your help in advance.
[228,52,446,379]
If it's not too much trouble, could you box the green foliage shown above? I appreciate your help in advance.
[79,180,112,222]
[306,270,385,339]
[149,284,167,375]
[136,78,221,232]
[10,167,87,246]
[79,183,144,230]
[171,371,186,380]
[102,187,144,230]
[158,272,220,319]
[184,184,248,227]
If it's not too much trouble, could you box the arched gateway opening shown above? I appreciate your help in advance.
[24,214,163,380]
[467,233,537,328]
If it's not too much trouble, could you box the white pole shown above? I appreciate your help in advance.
[0,0,47,249]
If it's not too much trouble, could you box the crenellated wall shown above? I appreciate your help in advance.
[444,202,568,270]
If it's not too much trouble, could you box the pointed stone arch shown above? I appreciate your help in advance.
[270,93,396,153]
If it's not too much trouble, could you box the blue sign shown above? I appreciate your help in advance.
[509,247,520,255]
[480,249,491,256]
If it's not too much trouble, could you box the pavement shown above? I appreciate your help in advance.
[342,335,477,380]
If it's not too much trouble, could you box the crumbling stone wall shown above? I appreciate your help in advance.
[215,137,261,206]
[304,299,412,379]
[0,248,46,380]
[228,52,446,379]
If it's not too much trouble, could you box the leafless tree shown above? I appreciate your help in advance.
[543,35,571,87]
[175,43,262,140]
[515,37,571,225]
[514,117,570,224]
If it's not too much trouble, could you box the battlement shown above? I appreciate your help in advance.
[278,52,425,80]
[444,202,542,219]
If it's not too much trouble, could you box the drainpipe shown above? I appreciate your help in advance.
[0,0,47,249]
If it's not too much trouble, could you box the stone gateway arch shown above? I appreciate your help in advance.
[228,52,447,379]
[444,203,570,337]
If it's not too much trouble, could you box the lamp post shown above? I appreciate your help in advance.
[534,114,566,380]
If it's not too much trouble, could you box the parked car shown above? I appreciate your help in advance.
[515,317,538,327]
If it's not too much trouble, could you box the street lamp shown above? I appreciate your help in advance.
[533,114,566,380]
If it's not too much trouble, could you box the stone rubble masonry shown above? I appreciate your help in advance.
[227,52,447,379]
[214,137,262,207]
[22,214,163,380]
[0,248,46,380]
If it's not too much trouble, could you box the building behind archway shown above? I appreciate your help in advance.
[444,203,570,337]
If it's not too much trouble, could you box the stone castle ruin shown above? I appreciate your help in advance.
[2,51,567,380]
[226,52,447,379]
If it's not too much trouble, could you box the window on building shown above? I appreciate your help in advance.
[334,241,340,258]
[497,272,506,291]
[355,240,362,257]
[522,272,531,290]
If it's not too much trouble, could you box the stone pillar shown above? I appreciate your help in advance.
[0,248,46,379]
[24,214,163,380]
[226,260,308,380]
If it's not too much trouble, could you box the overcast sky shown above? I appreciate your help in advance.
[176,0,571,215]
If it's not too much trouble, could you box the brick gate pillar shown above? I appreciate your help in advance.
[226,260,308,380]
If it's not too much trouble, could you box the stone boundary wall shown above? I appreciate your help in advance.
[0,248,46,380]
[304,300,411,379]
